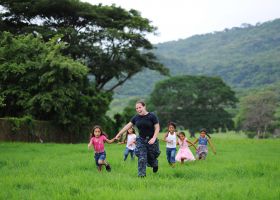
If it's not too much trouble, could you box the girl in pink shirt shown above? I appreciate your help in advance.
[88,125,115,172]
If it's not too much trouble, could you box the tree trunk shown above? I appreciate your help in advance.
[263,124,267,138]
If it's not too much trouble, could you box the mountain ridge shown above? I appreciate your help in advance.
[113,18,280,98]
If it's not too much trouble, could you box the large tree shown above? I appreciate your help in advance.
[150,75,238,131]
[0,32,111,140]
[236,91,278,138]
[0,0,168,91]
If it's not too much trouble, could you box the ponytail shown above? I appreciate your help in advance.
[200,128,211,139]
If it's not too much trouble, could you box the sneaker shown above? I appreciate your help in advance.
[138,175,146,178]
[105,164,111,172]
[153,166,158,173]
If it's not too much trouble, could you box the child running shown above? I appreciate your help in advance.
[118,127,137,161]
[163,122,177,167]
[193,128,216,160]
[88,125,115,172]
[175,132,196,163]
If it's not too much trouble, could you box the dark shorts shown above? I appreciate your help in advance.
[94,151,106,166]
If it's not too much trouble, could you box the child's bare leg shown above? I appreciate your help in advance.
[181,158,184,164]
[97,160,103,171]
[98,160,105,165]
[99,160,111,172]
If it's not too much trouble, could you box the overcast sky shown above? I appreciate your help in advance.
[83,0,280,44]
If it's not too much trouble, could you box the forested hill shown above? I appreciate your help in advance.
[114,18,280,98]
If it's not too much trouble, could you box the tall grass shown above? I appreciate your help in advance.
[0,133,279,200]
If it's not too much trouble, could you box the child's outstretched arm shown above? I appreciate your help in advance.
[187,140,197,150]
[162,132,169,142]
[193,138,198,145]
[118,140,126,144]
[115,122,133,140]
[88,142,92,150]
[105,137,116,144]
[208,139,216,155]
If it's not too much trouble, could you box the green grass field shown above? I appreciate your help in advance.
[0,133,279,200]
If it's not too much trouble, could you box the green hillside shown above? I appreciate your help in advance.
[113,19,280,98]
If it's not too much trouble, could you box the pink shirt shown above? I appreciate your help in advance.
[90,135,107,153]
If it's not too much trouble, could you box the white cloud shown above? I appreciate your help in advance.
[82,0,280,43]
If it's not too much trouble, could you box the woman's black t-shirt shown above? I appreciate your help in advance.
[130,112,159,138]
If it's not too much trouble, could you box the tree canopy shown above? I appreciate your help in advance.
[150,75,238,131]
[235,85,280,138]
[0,0,168,140]
[0,0,168,92]
[0,31,111,139]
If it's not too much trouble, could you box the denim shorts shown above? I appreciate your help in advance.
[94,151,106,166]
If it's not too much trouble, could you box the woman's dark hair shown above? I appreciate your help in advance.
[168,121,176,129]
[136,100,145,106]
[200,128,211,139]
[90,125,108,139]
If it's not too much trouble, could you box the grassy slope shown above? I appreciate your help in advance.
[113,19,280,101]
[0,134,279,200]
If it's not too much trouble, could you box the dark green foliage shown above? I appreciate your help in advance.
[0,0,168,92]
[7,116,34,134]
[0,32,112,141]
[111,97,138,134]
[235,85,280,138]
[112,113,124,133]
[0,0,168,141]
[150,75,238,131]
[0,91,5,107]
[120,98,139,123]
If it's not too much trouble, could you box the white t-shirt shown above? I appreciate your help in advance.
[126,134,136,150]
[166,132,177,148]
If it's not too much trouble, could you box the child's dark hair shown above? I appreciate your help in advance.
[168,121,176,129]
[178,131,185,137]
[125,127,136,141]
[200,128,211,139]
[90,125,108,139]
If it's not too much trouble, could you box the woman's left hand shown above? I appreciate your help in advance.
[148,137,156,144]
